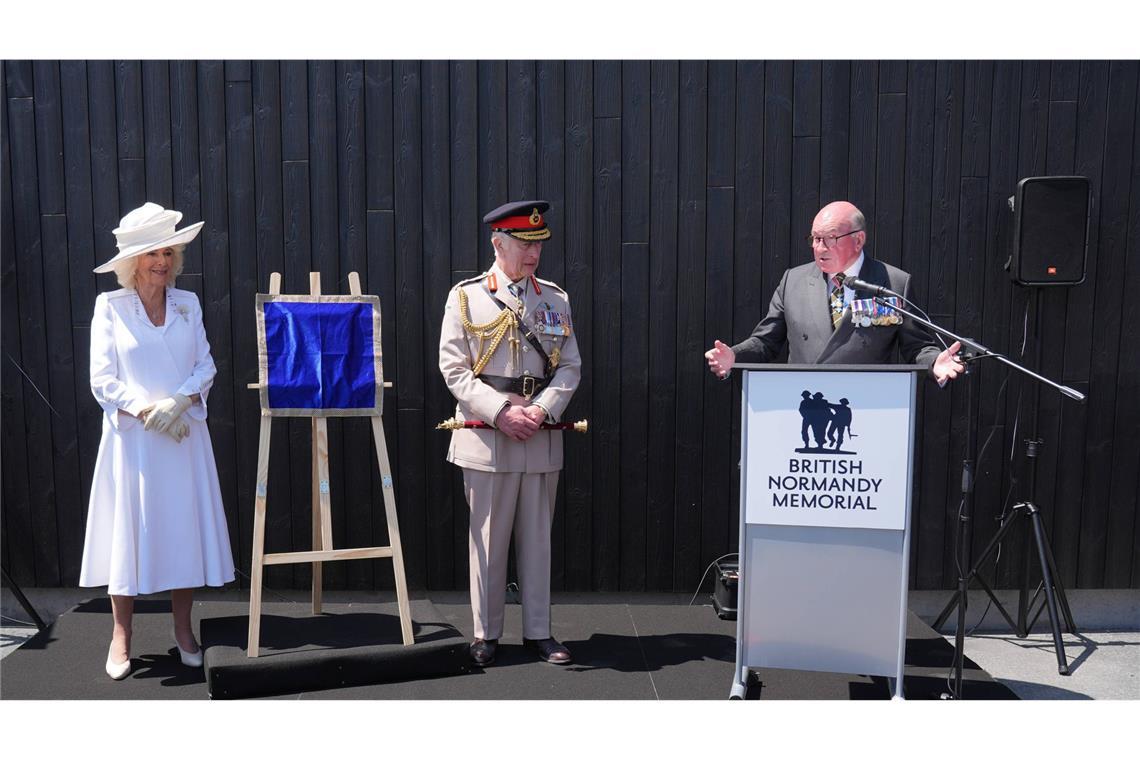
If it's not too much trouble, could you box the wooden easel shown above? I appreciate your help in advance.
[246,271,413,657]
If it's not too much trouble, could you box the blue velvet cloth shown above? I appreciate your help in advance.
[263,302,376,410]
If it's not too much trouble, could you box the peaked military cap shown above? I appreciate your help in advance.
[483,200,551,241]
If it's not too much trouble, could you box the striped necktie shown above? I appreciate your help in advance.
[508,281,525,313]
[829,273,847,329]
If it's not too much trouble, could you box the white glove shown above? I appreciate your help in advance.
[144,394,191,433]
[164,418,190,443]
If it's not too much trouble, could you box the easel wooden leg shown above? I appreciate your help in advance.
[315,418,334,552]
[247,415,273,657]
[311,417,323,614]
[313,416,334,616]
[350,269,411,643]
[308,272,325,615]
[371,417,414,646]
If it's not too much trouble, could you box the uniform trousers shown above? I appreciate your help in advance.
[462,469,559,640]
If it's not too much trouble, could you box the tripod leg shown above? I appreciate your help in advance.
[1017,508,1035,638]
[973,572,1020,632]
[0,566,46,631]
[954,584,967,697]
[933,511,1022,630]
[1038,525,1078,634]
[1030,510,1070,675]
[933,591,960,630]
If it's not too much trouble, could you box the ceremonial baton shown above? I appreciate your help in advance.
[436,417,588,433]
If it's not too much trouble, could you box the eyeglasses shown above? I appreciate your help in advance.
[805,229,863,248]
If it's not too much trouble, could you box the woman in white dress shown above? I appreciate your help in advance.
[79,203,235,680]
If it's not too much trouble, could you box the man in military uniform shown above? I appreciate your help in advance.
[438,200,582,666]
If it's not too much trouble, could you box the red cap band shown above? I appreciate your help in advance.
[492,211,544,230]
[492,214,535,229]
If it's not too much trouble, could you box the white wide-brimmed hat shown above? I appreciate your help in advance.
[93,202,205,274]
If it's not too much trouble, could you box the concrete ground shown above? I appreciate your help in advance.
[3,586,1138,699]
[908,587,1140,699]
[0,625,34,662]
[945,630,1139,699]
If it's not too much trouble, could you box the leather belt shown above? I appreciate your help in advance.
[478,374,551,400]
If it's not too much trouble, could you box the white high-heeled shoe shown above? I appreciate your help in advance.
[172,631,203,668]
[105,645,131,680]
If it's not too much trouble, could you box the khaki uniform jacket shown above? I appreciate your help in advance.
[439,262,582,473]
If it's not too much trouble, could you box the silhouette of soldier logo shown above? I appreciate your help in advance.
[827,398,853,450]
[798,390,813,448]
[795,391,857,455]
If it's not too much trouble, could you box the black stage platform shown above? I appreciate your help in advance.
[0,594,1017,700]
[201,599,469,699]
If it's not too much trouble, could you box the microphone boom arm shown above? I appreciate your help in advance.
[874,296,1086,402]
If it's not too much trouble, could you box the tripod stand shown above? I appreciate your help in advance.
[1,566,46,631]
[933,287,1078,678]
[861,288,1084,697]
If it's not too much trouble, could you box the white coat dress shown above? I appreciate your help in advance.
[79,287,235,596]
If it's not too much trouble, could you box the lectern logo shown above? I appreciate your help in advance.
[795,390,857,455]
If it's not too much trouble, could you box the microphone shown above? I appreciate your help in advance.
[844,276,901,298]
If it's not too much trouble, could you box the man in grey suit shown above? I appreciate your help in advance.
[705,201,964,383]
[439,200,582,667]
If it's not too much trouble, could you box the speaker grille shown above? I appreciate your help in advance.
[1011,176,1090,286]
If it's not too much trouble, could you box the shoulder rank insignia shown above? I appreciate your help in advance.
[533,277,566,297]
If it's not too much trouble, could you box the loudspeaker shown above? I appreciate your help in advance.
[1008,176,1090,286]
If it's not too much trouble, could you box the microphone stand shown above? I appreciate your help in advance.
[853,285,1083,402]
[866,292,1083,698]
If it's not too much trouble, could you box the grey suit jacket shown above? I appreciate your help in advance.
[731,257,940,370]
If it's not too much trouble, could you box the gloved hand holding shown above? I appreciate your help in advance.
[143,394,191,434]
[164,418,190,443]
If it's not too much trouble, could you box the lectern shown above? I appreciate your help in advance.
[729,364,924,699]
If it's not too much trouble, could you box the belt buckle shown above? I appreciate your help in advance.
[522,375,536,400]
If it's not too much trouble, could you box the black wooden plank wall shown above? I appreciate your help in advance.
[3,60,1139,593]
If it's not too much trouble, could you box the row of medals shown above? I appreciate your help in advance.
[850,297,903,327]
[517,303,565,369]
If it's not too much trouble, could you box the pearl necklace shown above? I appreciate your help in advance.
[134,289,172,326]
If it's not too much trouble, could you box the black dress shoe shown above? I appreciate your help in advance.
[469,638,497,666]
[524,637,572,665]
